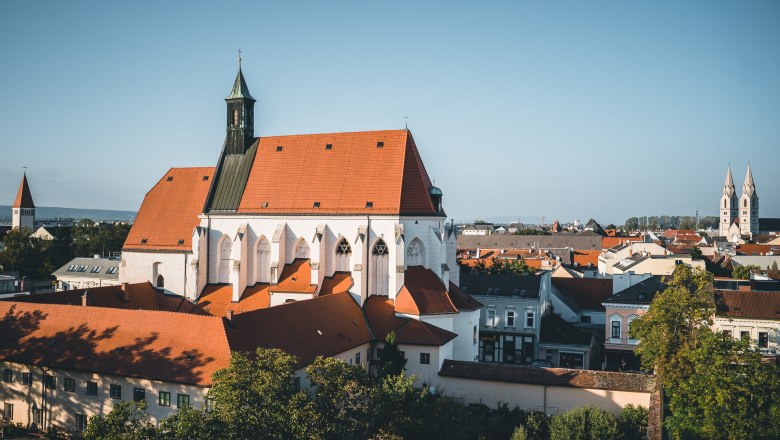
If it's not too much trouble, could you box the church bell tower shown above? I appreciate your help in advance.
[719,166,738,237]
[739,163,759,236]
[225,53,255,155]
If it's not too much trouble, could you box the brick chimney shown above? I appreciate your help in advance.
[121,283,130,302]
[226,310,235,326]
[81,291,89,307]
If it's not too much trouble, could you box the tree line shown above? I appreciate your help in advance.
[623,216,719,231]
[0,219,130,280]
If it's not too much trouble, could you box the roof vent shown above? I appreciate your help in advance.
[261,202,269,208]
[167,176,174,182]
[325,144,332,150]
[313,202,320,208]
[365,201,374,208]
[177,239,185,245]
[141,238,148,244]
[316,330,323,336]
[202,176,209,181]
[376,141,384,148]
[276,146,283,152]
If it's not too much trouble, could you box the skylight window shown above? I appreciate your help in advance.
[90,266,102,273]
[141,238,148,244]
[325,144,332,150]
[276,146,283,152]
[313,202,320,208]
[178,239,185,245]
[376,142,384,148]
[167,176,174,182]
[202,176,209,181]
[365,201,374,208]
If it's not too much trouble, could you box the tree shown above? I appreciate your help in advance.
[82,401,157,440]
[549,405,619,440]
[630,265,715,387]
[690,246,703,260]
[378,331,407,378]
[732,265,759,280]
[617,405,647,440]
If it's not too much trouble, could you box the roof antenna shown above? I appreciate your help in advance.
[238,48,242,70]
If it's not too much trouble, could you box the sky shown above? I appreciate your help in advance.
[1,1,778,225]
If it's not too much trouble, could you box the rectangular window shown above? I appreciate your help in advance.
[293,377,301,393]
[3,403,13,420]
[86,381,98,396]
[580,315,592,324]
[559,352,584,369]
[722,330,732,338]
[355,352,361,365]
[758,332,769,348]
[506,311,515,327]
[2,369,12,383]
[611,321,621,339]
[133,388,146,402]
[473,326,477,344]
[377,348,384,359]
[32,408,41,425]
[487,309,496,326]
[740,331,751,341]
[177,394,190,409]
[525,311,535,328]
[367,348,373,361]
[64,377,75,392]
[158,391,171,407]
[205,397,215,413]
[420,353,430,365]
[22,372,32,386]
[75,413,88,431]
[110,384,122,400]
[44,375,56,390]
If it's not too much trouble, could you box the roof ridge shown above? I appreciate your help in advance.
[3,300,221,320]
[258,128,408,138]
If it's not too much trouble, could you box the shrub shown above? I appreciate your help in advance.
[549,405,619,440]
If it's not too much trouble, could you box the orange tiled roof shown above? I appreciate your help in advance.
[124,167,214,251]
[197,283,271,316]
[0,301,231,386]
[236,130,439,215]
[226,292,373,368]
[270,259,316,293]
[601,236,643,249]
[395,266,458,315]
[736,244,774,256]
[573,250,601,267]
[319,272,353,296]
[716,289,780,320]
[3,283,210,315]
[363,295,457,346]
[12,174,35,208]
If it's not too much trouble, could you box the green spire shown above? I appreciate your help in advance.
[226,69,255,101]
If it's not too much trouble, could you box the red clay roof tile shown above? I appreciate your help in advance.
[395,266,458,315]
[12,174,35,209]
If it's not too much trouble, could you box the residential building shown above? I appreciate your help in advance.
[602,276,666,371]
[539,312,600,369]
[462,224,495,235]
[713,278,780,359]
[53,257,121,290]
[460,272,551,364]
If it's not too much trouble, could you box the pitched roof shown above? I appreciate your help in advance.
[572,250,601,267]
[457,234,602,251]
[2,282,208,315]
[230,130,440,216]
[12,174,35,209]
[226,292,373,368]
[439,360,655,392]
[53,257,120,280]
[604,276,665,305]
[447,282,483,311]
[363,295,457,346]
[601,236,643,249]
[460,272,542,298]
[716,290,780,320]
[197,283,271,316]
[551,278,613,311]
[124,167,214,251]
[736,244,776,256]
[0,301,231,386]
[540,313,593,346]
[318,272,353,296]
[395,266,458,315]
[270,259,316,293]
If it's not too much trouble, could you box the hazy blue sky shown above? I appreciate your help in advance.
[1,1,778,224]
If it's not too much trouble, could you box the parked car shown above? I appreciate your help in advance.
[530,359,552,368]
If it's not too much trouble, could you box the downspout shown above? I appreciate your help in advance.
[40,366,48,431]
[366,215,370,300]
[206,215,212,284]
[183,252,188,297]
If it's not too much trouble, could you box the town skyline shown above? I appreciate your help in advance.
[2,1,779,224]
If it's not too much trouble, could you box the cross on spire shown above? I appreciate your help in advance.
[238,48,242,70]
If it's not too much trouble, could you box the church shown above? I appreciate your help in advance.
[718,164,780,240]
[120,63,482,364]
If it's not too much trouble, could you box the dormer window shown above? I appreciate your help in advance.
[365,201,373,208]
[376,142,384,148]
[313,202,320,208]
[276,146,283,152]
[325,144,332,150]
[167,176,174,182]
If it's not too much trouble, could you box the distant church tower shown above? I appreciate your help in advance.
[719,166,738,237]
[225,56,255,154]
[12,173,35,230]
[739,163,759,236]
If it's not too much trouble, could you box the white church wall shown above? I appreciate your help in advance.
[119,251,190,297]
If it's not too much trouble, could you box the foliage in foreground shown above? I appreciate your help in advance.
[83,349,646,440]
[631,265,780,439]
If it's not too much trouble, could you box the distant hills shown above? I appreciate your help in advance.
[0,205,136,223]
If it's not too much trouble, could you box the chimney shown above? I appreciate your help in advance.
[121,283,130,302]
[226,310,234,325]
[476,247,481,259]
[81,291,89,307]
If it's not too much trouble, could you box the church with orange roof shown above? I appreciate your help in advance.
[120,63,482,365]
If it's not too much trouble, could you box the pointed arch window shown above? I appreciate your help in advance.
[255,237,271,284]
[156,275,164,289]
[335,238,352,272]
[370,238,390,296]
[406,238,425,266]
[295,239,310,259]
[218,237,232,284]
[372,239,389,256]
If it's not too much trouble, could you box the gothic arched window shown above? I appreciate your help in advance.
[370,238,390,296]
[335,238,352,272]
[295,239,310,259]
[255,237,271,283]
[218,236,232,284]
[406,238,425,266]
